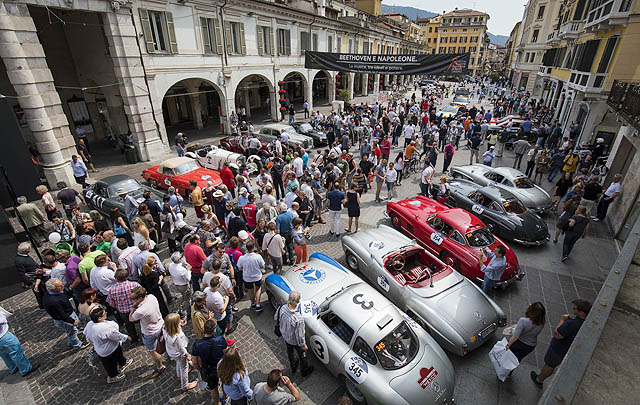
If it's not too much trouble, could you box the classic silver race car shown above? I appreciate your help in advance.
[342,226,506,356]
[450,164,553,213]
[185,145,263,174]
[265,253,455,405]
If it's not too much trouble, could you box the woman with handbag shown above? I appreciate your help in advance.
[110,208,133,247]
[292,218,308,264]
[262,222,284,274]
[160,200,178,254]
[553,195,581,243]
[505,302,545,371]
[562,205,591,262]
[345,183,361,233]
[36,185,59,221]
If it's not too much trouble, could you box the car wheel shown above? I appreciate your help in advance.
[343,376,367,405]
[345,251,359,272]
[390,213,402,230]
[267,291,281,310]
[440,251,461,271]
[150,179,159,189]
[184,188,191,199]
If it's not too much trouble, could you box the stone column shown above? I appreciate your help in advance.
[0,2,75,187]
[373,74,380,94]
[270,90,279,122]
[223,81,236,133]
[243,88,251,119]
[361,74,368,97]
[304,76,313,112]
[165,97,179,125]
[185,81,203,130]
[347,73,355,101]
[328,73,336,103]
[102,10,166,161]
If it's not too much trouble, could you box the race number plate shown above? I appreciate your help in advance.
[345,356,368,384]
[472,204,484,215]
[430,232,444,245]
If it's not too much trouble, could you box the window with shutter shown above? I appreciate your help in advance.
[213,19,223,54]
[164,12,178,53]
[239,23,246,55]
[278,29,291,56]
[300,31,310,52]
[286,30,291,55]
[138,9,155,53]
[328,35,333,52]
[201,18,212,54]
[337,36,341,52]
[148,10,169,52]
[577,39,600,72]
[269,28,275,56]
[257,26,265,55]
[312,33,318,51]
[597,36,618,73]
[225,22,233,54]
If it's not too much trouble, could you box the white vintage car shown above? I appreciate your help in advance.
[185,145,262,174]
[265,253,455,405]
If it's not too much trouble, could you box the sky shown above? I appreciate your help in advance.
[382,0,526,36]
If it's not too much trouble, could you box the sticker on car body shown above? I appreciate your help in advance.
[377,275,390,292]
[299,300,318,318]
[430,232,444,245]
[345,356,368,384]
[164,178,172,187]
[298,268,326,285]
[472,204,484,215]
[310,335,330,365]
[417,366,439,390]
[408,200,421,206]
[352,293,374,310]
[369,241,385,250]
[401,312,420,330]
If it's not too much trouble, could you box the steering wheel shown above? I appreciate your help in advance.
[392,254,406,272]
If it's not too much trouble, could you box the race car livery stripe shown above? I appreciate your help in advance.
[309,252,348,274]
[265,274,292,294]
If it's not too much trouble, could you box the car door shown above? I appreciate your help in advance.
[92,183,108,212]
[311,311,353,374]
[161,166,175,188]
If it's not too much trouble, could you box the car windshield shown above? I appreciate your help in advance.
[374,322,419,370]
[173,161,200,176]
[107,179,141,198]
[504,199,527,215]
[298,123,313,132]
[442,106,458,113]
[465,227,495,247]
[283,126,299,135]
[513,177,535,189]
[453,96,468,103]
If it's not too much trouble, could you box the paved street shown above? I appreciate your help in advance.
[0,90,617,404]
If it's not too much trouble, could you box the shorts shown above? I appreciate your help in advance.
[543,346,565,368]
[141,329,163,352]
[205,371,219,391]
[243,279,262,289]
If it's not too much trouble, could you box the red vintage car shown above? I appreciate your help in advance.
[219,135,272,159]
[142,157,222,197]
[387,196,523,288]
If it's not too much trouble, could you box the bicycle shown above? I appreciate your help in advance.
[403,157,419,177]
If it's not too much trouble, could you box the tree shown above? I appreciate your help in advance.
[338,89,351,104]
[489,71,499,82]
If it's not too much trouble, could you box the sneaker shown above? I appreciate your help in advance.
[225,323,238,334]
[231,305,239,312]
[591,217,600,222]
[530,371,543,388]
[561,256,568,262]
[255,304,264,313]
[107,373,126,383]
[149,367,166,379]
[120,358,134,373]
[251,303,257,309]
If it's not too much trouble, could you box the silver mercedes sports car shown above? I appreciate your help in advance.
[265,253,455,405]
[341,225,506,356]
[449,164,553,213]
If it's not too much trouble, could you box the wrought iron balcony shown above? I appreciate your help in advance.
[607,80,640,130]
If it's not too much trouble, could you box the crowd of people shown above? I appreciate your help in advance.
[2,74,615,401]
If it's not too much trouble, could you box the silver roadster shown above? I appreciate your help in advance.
[265,253,455,405]
[341,225,506,356]
[449,164,553,213]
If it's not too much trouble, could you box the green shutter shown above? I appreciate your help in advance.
[268,28,275,56]
[240,23,246,55]
[213,19,223,55]
[165,12,178,53]
[138,8,155,53]
[201,18,212,54]
[286,29,291,55]
[225,22,233,54]
[257,27,264,55]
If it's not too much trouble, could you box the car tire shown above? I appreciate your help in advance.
[440,251,461,271]
[266,291,280,310]
[390,213,402,230]
[149,179,159,189]
[343,375,367,405]
[345,251,359,272]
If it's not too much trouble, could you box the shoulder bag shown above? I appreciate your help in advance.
[274,304,283,337]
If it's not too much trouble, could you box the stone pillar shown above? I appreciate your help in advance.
[373,74,380,94]
[223,81,236,133]
[304,77,313,112]
[270,90,279,122]
[185,81,203,130]
[347,73,355,101]
[0,2,75,187]
[328,74,336,103]
[165,97,179,125]
[361,74,368,97]
[103,10,166,161]
[243,88,251,119]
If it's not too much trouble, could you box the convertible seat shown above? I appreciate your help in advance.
[394,273,406,285]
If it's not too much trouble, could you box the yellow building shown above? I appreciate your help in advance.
[420,8,490,75]
[505,21,522,79]
[354,0,382,16]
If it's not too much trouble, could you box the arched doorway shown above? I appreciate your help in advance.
[283,72,306,107]
[162,78,223,140]
[234,74,274,123]
[312,70,330,105]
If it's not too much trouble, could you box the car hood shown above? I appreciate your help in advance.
[288,133,313,142]
[181,168,222,183]
[390,336,455,404]
[436,282,500,336]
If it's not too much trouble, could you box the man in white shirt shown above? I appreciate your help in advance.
[274,138,282,155]
[421,164,435,198]
[260,186,277,209]
[168,252,192,314]
[262,222,285,274]
[256,168,273,198]
[90,254,116,296]
[204,276,229,331]
[84,306,132,383]
[203,259,235,333]
[129,287,165,378]
[292,153,304,178]
[237,242,265,312]
[593,174,622,222]
[403,124,415,148]
[285,186,298,209]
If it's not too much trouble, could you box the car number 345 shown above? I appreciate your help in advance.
[344,356,368,384]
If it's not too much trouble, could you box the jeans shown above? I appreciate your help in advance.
[0,331,33,376]
[282,231,295,265]
[191,272,203,292]
[328,210,341,235]
[547,166,561,182]
[53,312,82,349]
[482,278,497,294]
[273,178,285,200]
[289,115,295,124]
[420,183,429,196]
[562,232,581,258]
[176,146,185,157]
[596,196,613,220]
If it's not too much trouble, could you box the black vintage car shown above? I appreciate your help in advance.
[83,175,165,216]
[291,122,328,147]
[444,179,550,246]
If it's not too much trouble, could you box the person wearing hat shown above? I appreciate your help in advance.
[238,188,249,207]
[482,146,496,167]
[211,190,228,227]
[117,188,139,227]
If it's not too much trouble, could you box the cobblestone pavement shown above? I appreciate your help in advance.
[0,89,618,404]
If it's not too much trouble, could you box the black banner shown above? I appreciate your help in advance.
[304,51,469,75]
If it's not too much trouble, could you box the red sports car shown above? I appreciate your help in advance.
[142,157,222,197]
[219,136,272,159]
[387,196,523,288]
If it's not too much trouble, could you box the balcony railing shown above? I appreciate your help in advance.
[546,31,559,44]
[607,80,640,130]
[558,20,583,39]
[584,0,634,30]
[567,70,608,94]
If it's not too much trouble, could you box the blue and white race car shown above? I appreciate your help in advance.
[265,253,455,405]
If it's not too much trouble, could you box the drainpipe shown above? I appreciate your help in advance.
[219,0,229,67]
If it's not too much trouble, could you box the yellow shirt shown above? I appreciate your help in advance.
[191,186,204,207]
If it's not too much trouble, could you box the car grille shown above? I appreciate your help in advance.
[478,323,497,340]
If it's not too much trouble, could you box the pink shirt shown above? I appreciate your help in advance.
[184,242,206,273]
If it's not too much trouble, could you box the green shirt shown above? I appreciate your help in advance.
[336,159,348,178]
[96,241,111,255]
[78,250,105,277]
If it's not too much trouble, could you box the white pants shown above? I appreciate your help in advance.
[329,210,341,235]
[174,355,190,388]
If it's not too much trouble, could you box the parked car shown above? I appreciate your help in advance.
[449,165,553,213]
[341,225,507,356]
[435,105,462,119]
[185,145,263,174]
[386,196,523,288]
[84,175,164,216]
[218,135,272,160]
[454,88,470,97]
[264,253,455,405]
[445,179,550,246]
[291,122,328,146]
[450,96,470,108]
[255,123,313,149]
[142,157,222,197]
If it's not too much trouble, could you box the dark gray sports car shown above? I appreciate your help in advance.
[83,175,165,216]
[291,122,328,146]
[445,178,550,246]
